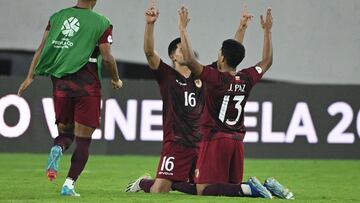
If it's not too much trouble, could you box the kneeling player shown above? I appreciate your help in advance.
[126,1,203,194]
[178,6,294,199]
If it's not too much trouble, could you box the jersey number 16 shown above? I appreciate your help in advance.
[184,91,196,107]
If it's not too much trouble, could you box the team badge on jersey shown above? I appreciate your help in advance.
[194,79,202,88]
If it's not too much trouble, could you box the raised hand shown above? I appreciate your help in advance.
[256,7,273,73]
[240,4,253,29]
[260,8,273,31]
[145,0,159,24]
[178,6,190,30]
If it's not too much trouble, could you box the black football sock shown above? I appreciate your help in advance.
[53,132,74,152]
[139,179,154,193]
[202,183,244,196]
[171,181,197,195]
[67,137,91,181]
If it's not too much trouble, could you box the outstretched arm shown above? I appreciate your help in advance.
[256,8,273,74]
[178,6,204,77]
[234,4,253,44]
[144,0,160,70]
[17,30,49,96]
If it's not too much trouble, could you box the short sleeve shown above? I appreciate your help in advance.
[152,59,173,86]
[240,66,263,86]
[199,64,223,87]
[98,26,113,44]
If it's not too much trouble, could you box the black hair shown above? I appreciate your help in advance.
[168,37,181,57]
[221,39,245,69]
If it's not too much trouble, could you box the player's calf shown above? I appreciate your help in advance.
[46,145,63,181]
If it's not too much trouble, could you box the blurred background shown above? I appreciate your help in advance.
[1,0,360,83]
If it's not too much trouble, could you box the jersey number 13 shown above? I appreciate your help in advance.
[218,95,245,126]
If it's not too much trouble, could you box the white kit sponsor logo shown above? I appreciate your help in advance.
[176,79,187,86]
[52,17,80,49]
[158,171,174,176]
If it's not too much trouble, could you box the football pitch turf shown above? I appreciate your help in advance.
[0,153,359,203]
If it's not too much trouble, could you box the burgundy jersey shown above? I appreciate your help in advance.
[49,21,113,97]
[199,62,263,139]
[153,60,205,148]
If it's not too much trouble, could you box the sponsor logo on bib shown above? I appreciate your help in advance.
[61,17,80,37]
[52,17,80,49]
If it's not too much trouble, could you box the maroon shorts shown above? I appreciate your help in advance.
[54,96,101,128]
[194,137,244,184]
[155,141,198,182]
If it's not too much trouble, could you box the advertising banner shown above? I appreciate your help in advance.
[1,76,359,158]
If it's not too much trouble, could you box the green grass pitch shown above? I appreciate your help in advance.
[0,153,359,203]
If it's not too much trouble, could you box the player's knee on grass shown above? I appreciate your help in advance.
[196,184,209,195]
[150,179,172,193]
[58,123,75,134]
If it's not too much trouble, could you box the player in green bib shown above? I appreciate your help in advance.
[17,0,123,197]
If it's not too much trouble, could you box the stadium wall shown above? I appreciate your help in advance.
[0,0,360,84]
[1,76,359,159]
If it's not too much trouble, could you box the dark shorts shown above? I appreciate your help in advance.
[155,141,198,182]
[194,137,244,184]
[54,96,101,128]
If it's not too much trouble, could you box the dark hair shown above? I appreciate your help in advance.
[221,39,245,69]
[168,37,181,57]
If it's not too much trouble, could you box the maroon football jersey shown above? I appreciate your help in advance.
[153,60,205,148]
[199,62,263,139]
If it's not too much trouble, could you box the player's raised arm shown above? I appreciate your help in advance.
[256,8,273,74]
[234,4,253,44]
[144,0,160,70]
[17,30,49,96]
[178,6,203,77]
